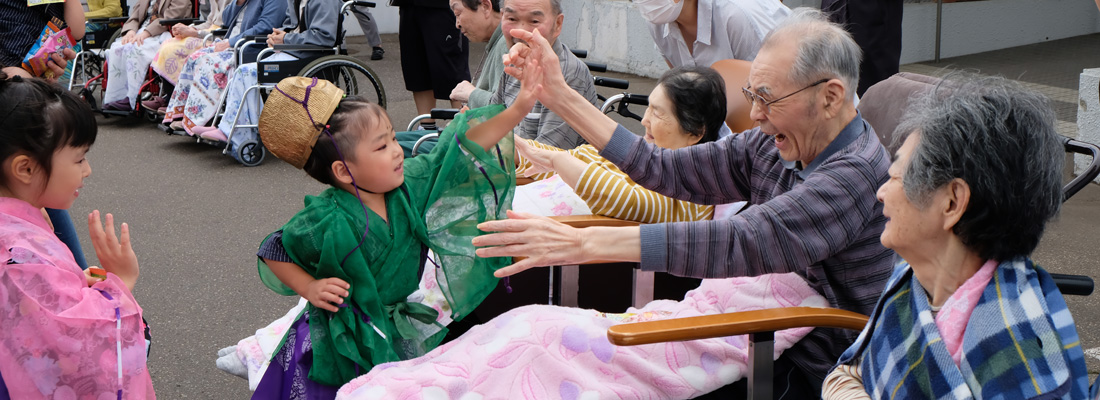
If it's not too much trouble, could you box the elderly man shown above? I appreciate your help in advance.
[448,0,505,109]
[476,8,894,394]
[489,0,597,150]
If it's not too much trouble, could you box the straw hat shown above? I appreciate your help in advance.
[258,77,345,169]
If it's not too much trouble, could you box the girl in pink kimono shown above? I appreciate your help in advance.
[0,73,154,399]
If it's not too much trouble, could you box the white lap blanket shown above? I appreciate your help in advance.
[336,273,826,399]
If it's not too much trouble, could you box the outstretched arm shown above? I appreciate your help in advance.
[465,56,542,151]
[503,29,618,150]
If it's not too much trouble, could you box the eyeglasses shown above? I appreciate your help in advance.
[741,78,830,114]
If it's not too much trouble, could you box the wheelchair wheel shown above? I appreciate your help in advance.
[237,139,266,167]
[299,56,387,109]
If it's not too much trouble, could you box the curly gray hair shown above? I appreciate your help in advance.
[896,73,1063,261]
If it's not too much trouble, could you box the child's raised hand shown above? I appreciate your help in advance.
[305,277,350,312]
[510,56,543,114]
[88,210,139,291]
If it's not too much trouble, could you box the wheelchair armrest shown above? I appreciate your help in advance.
[585,62,606,73]
[551,215,640,228]
[594,77,629,90]
[571,49,588,59]
[620,93,649,106]
[1051,273,1094,296]
[88,16,129,24]
[350,1,377,8]
[1062,136,1100,200]
[209,28,229,36]
[158,18,200,26]
[245,35,269,43]
[431,108,460,120]
[607,307,869,346]
[270,44,334,52]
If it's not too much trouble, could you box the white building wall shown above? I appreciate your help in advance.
[545,0,1100,78]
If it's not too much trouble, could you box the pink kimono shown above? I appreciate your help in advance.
[0,198,154,399]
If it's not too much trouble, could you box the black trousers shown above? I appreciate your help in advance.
[822,0,905,96]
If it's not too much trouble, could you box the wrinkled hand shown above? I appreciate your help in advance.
[305,277,350,312]
[515,138,557,177]
[88,210,139,291]
[267,29,286,47]
[503,29,564,96]
[449,80,476,102]
[213,40,231,52]
[473,210,587,277]
[120,30,137,44]
[134,30,151,46]
[172,23,198,38]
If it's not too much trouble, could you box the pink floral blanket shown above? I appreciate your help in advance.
[336,273,825,399]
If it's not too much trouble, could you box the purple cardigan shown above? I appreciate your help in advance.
[600,113,895,387]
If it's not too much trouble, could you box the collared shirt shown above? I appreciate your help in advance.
[647,0,789,67]
[600,112,895,391]
[490,39,597,150]
[0,0,65,68]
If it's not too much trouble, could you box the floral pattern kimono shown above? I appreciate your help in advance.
[0,198,154,399]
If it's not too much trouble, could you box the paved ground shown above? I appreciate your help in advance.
[68,32,1100,398]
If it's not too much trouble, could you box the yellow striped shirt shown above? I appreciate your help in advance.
[518,139,714,223]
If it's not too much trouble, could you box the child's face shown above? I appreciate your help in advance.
[344,112,405,193]
[38,145,92,209]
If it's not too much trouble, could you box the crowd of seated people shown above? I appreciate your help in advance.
[4,0,1100,398]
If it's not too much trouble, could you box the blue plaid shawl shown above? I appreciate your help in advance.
[832,258,1090,399]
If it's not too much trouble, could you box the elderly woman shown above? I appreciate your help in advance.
[515,65,729,223]
[187,0,342,148]
[822,75,1093,399]
[160,0,287,131]
[100,0,193,111]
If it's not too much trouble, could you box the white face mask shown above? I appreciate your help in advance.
[635,0,684,25]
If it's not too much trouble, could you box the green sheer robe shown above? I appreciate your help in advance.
[257,105,515,386]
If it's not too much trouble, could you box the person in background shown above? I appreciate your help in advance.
[447,0,502,108]
[488,0,596,150]
[820,0,902,96]
[351,4,385,60]
[393,0,468,131]
[634,0,788,68]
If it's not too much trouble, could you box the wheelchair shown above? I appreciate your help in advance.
[77,0,202,121]
[194,0,386,167]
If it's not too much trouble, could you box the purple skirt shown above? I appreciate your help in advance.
[251,313,340,400]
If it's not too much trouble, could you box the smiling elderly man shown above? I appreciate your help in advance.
[475,8,895,395]
[489,0,597,149]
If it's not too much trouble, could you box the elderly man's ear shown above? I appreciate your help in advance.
[820,78,848,117]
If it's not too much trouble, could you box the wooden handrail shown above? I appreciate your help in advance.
[607,307,869,346]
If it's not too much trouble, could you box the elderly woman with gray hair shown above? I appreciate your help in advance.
[822,74,1094,399]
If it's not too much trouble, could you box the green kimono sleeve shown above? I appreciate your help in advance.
[403,104,516,321]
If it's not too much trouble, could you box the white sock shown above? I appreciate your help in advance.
[215,346,248,379]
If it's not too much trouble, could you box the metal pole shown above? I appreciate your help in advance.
[935,0,943,62]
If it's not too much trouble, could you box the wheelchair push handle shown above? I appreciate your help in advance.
[594,77,629,90]
[1051,273,1094,297]
[431,108,460,120]
[1061,135,1100,200]
[571,49,588,59]
[585,62,607,73]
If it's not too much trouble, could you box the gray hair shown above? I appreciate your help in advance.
[897,73,1063,261]
[502,0,561,15]
[761,8,861,102]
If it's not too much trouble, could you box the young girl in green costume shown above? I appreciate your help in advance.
[247,69,541,398]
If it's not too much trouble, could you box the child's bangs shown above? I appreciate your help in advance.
[45,92,98,150]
